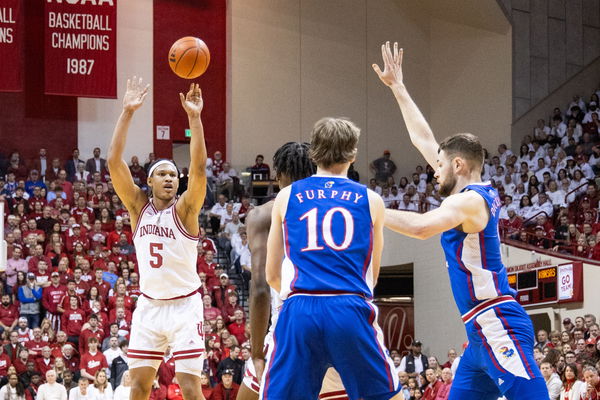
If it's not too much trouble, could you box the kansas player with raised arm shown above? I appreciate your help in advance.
[373,42,549,400]
[262,119,400,400]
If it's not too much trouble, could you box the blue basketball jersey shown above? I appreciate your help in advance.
[440,182,516,315]
[280,175,374,299]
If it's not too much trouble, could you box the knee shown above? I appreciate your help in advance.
[130,377,153,396]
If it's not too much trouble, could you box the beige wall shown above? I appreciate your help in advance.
[78,0,154,162]
[229,0,511,182]
[429,18,513,155]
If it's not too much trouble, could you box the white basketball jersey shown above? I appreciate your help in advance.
[133,199,200,300]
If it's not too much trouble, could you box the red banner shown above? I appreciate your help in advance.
[0,0,23,92]
[44,0,117,98]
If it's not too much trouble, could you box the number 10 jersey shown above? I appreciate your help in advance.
[280,175,375,300]
[133,199,201,300]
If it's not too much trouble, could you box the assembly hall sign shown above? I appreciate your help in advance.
[45,0,117,98]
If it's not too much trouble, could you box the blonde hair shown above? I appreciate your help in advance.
[309,117,359,168]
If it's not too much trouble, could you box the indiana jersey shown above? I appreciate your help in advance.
[440,182,516,315]
[133,199,200,300]
[280,175,374,299]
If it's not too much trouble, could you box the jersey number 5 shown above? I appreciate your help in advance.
[149,243,164,268]
[299,207,354,251]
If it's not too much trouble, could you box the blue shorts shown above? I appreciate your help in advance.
[449,300,549,400]
[259,295,399,400]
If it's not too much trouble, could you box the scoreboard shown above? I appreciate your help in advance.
[506,262,583,307]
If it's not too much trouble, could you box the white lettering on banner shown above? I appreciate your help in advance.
[51,32,109,50]
[0,28,13,43]
[46,0,115,6]
[0,7,15,44]
[0,8,15,23]
[48,12,112,30]
[557,264,573,301]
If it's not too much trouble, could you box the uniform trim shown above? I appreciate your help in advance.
[366,302,395,392]
[288,291,366,298]
[142,288,200,301]
[172,200,200,240]
[262,330,278,399]
[319,390,348,399]
[128,349,164,361]
[172,349,205,361]
[461,295,515,324]
[456,242,476,302]
[361,227,373,279]
[473,320,507,374]
[494,308,536,379]
[132,202,152,240]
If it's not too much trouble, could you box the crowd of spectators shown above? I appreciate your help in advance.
[370,90,600,260]
[0,146,253,399]
[389,313,600,399]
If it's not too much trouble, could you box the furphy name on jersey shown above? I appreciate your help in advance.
[137,224,176,240]
[294,186,364,204]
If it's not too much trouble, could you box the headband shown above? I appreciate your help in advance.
[148,160,178,177]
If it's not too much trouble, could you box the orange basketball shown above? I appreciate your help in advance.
[168,36,210,79]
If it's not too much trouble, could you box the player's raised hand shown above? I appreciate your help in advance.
[180,83,203,118]
[123,76,150,112]
[372,41,404,87]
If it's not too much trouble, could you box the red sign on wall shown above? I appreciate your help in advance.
[44,0,117,98]
[0,0,23,92]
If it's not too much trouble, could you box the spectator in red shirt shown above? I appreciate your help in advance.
[212,369,239,400]
[27,244,52,275]
[0,345,12,377]
[66,224,90,253]
[57,280,82,314]
[90,268,111,300]
[79,314,105,355]
[42,272,67,332]
[127,273,141,300]
[4,331,25,362]
[108,283,134,312]
[60,344,80,375]
[203,295,222,322]
[106,219,131,250]
[25,328,45,358]
[35,346,54,379]
[435,368,453,400]
[213,274,237,311]
[221,293,243,325]
[0,294,20,335]
[24,371,41,400]
[422,368,443,400]
[72,267,90,298]
[79,337,108,383]
[167,377,184,400]
[61,296,86,347]
[13,348,30,375]
[227,310,247,346]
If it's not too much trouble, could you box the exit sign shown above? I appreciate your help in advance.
[185,129,191,138]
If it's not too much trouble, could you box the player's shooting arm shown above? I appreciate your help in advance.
[265,188,291,293]
[107,77,148,222]
[177,83,207,222]
[373,42,439,168]
[246,208,271,361]
[385,193,476,240]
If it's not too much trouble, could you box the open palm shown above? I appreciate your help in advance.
[373,41,404,87]
[123,76,149,111]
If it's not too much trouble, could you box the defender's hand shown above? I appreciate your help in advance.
[372,41,404,88]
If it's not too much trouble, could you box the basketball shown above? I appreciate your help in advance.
[168,36,211,79]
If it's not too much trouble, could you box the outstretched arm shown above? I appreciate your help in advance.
[107,77,149,227]
[384,191,486,239]
[246,206,272,382]
[176,83,207,235]
[373,42,439,168]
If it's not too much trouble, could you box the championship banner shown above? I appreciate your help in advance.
[0,0,23,92]
[44,0,117,98]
